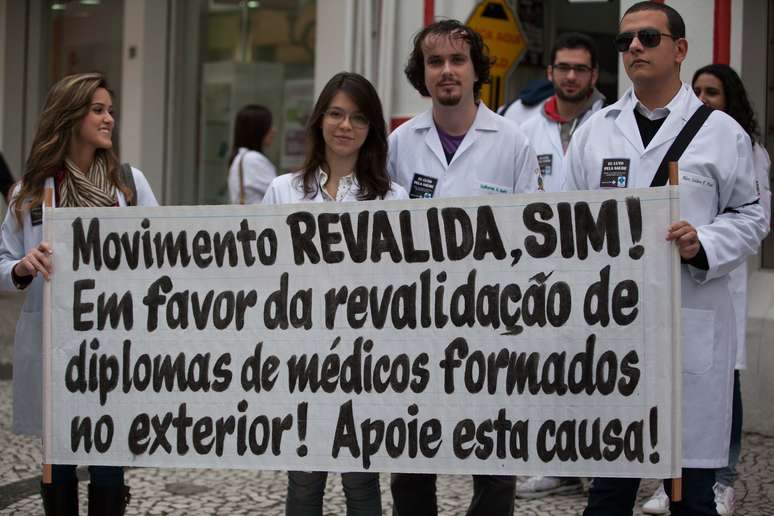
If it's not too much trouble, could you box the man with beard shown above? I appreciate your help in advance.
[388,19,541,202]
[387,19,540,516]
[520,33,605,193]
[512,35,602,499]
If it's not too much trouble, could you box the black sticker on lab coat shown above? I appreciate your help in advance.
[600,158,630,188]
[30,207,43,226]
[537,154,553,176]
[409,174,438,199]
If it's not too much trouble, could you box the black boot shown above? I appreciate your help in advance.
[40,479,78,516]
[87,484,131,516]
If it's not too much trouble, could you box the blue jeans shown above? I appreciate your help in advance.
[51,464,124,487]
[716,370,742,486]
[286,471,381,516]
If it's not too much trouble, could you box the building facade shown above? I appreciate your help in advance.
[1,0,773,434]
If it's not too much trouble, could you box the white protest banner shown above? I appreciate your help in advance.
[43,187,681,478]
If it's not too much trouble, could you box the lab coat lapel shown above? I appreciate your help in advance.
[546,115,564,157]
[613,93,645,156]
[450,126,481,166]
[642,86,696,155]
[449,103,494,166]
[413,108,449,170]
[423,123,449,170]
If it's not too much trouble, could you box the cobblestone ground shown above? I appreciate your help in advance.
[1,382,772,515]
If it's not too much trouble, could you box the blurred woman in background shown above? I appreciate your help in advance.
[228,104,278,204]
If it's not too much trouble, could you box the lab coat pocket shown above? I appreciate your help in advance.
[679,171,717,225]
[12,310,43,435]
[682,308,715,375]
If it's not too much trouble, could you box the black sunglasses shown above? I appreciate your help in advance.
[614,29,677,52]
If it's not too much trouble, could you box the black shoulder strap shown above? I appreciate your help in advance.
[650,104,713,187]
[120,163,138,206]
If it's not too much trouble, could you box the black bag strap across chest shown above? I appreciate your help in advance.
[650,104,713,187]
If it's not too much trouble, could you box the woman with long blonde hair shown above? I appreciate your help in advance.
[0,72,158,515]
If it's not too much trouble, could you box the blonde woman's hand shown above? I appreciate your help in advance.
[14,241,53,281]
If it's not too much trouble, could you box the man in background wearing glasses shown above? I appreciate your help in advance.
[514,33,603,500]
[564,2,767,514]
[519,32,605,195]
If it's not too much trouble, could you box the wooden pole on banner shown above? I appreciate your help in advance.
[668,161,682,502]
[41,184,53,485]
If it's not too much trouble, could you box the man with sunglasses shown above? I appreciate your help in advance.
[519,32,605,194]
[387,19,540,516]
[564,2,767,515]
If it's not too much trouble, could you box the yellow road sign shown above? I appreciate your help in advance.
[466,0,527,109]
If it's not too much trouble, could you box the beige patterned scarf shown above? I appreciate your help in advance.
[59,156,117,208]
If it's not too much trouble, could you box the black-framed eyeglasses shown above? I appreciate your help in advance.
[614,29,677,52]
[324,108,370,130]
[551,63,593,75]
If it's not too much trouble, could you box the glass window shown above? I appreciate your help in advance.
[198,0,316,204]
[47,0,124,106]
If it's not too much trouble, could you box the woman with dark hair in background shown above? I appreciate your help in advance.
[228,104,278,204]
[263,72,407,515]
[0,72,158,515]
[642,63,771,516]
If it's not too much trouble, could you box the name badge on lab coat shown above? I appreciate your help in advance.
[409,173,438,198]
[537,154,553,176]
[600,158,630,188]
[30,206,43,226]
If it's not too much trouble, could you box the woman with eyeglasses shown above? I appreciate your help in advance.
[0,72,158,515]
[228,104,278,204]
[642,63,771,516]
[263,72,406,515]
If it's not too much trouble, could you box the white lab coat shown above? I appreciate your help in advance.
[388,102,541,198]
[501,98,546,127]
[228,148,277,204]
[263,169,408,205]
[520,94,605,192]
[728,142,771,370]
[0,168,158,436]
[565,84,767,468]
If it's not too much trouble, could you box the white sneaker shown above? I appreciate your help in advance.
[514,476,582,499]
[714,482,736,515]
[642,484,670,514]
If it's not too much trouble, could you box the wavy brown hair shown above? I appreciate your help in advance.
[300,72,391,201]
[404,19,492,100]
[12,72,131,224]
